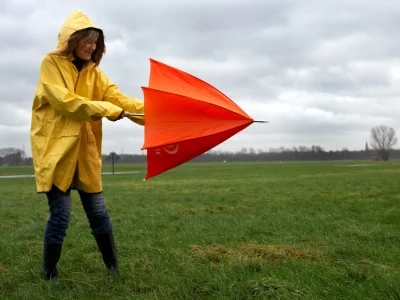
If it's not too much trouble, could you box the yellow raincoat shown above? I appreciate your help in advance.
[30,11,144,193]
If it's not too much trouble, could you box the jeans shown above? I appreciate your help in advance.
[44,185,112,245]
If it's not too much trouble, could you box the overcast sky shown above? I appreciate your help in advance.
[1,0,400,156]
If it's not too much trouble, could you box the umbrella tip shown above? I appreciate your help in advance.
[253,120,269,123]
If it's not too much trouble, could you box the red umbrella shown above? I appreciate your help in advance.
[138,59,266,180]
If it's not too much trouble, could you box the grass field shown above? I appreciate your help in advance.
[0,161,399,299]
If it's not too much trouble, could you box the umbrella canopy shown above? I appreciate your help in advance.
[141,59,259,180]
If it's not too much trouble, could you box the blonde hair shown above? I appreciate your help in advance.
[51,28,106,66]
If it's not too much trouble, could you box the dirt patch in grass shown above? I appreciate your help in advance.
[237,243,321,261]
[0,265,9,275]
[190,243,323,267]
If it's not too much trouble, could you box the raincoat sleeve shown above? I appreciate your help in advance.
[97,70,145,126]
[39,55,123,121]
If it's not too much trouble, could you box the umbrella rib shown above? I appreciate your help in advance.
[150,59,239,105]
[143,87,251,118]
[146,122,252,148]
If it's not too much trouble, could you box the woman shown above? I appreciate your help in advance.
[30,11,144,280]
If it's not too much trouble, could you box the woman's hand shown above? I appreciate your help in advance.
[115,111,144,121]
[122,111,131,118]
[116,110,131,120]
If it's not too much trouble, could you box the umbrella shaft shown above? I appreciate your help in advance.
[128,113,145,117]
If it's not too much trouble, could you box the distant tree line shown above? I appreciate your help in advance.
[1,125,397,166]
[100,145,400,164]
[192,146,400,162]
[0,147,32,166]
[2,146,400,167]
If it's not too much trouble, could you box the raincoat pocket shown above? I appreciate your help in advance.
[52,117,81,138]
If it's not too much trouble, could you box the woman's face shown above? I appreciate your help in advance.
[75,38,97,60]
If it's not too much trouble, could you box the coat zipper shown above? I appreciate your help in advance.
[74,72,80,92]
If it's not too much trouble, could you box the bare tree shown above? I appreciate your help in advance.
[370,125,398,160]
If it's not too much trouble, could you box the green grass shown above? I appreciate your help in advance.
[0,161,399,299]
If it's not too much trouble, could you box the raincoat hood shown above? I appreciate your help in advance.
[57,11,103,50]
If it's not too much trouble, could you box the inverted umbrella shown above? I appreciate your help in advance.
[138,59,266,180]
